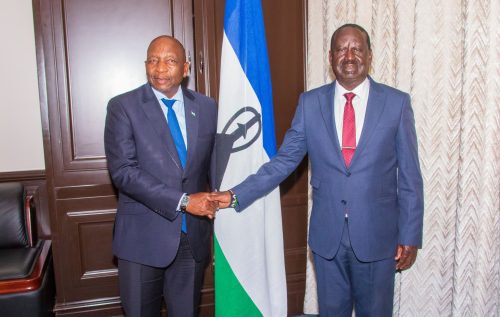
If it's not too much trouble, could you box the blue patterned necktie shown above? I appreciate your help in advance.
[161,98,187,233]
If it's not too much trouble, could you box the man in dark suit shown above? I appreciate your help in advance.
[104,35,217,316]
[211,24,424,316]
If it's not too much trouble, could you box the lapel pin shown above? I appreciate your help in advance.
[191,111,196,117]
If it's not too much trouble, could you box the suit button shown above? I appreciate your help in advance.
[346,172,351,177]
[182,179,188,184]
[341,200,347,205]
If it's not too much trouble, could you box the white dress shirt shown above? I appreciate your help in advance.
[152,86,188,147]
[151,86,188,211]
[334,78,370,146]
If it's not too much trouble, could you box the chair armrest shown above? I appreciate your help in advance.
[0,240,52,295]
[24,194,35,247]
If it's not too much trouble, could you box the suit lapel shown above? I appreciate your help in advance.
[350,78,386,166]
[319,83,339,148]
[183,88,199,172]
[141,84,183,171]
[319,83,344,166]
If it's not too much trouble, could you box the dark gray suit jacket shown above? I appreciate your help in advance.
[105,83,217,267]
[234,78,424,262]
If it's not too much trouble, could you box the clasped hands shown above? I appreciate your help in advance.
[183,191,233,219]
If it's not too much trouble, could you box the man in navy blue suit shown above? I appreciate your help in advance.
[212,24,424,316]
[105,36,217,316]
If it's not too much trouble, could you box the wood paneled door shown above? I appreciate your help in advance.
[33,0,307,315]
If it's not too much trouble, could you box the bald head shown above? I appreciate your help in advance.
[147,35,186,63]
[145,35,189,98]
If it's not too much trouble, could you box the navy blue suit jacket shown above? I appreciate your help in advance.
[104,84,217,267]
[234,78,424,262]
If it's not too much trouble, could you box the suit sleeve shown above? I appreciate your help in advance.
[396,94,424,247]
[232,94,308,210]
[104,98,183,221]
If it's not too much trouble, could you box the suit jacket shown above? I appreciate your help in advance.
[233,77,424,262]
[104,83,217,267]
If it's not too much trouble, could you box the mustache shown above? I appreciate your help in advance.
[341,60,358,66]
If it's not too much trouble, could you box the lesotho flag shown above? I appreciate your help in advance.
[213,0,287,316]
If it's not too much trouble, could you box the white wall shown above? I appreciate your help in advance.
[0,1,45,172]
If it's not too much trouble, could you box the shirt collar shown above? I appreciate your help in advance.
[335,77,369,98]
[151,85,184,103]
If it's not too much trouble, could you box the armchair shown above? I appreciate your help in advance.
[0,182,55,317]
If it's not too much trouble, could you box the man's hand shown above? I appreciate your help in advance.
[208,191,232,209]
[185,192,217,219]
[395,245,418,271]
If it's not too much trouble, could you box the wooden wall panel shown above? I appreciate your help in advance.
[63,0,173,160]
[59,197,117,297]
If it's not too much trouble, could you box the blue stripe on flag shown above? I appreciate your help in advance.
[223,0,277,157]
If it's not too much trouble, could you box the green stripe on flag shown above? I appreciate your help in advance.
[214,234,262,317]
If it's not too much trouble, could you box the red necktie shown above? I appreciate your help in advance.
[342,92,356,167]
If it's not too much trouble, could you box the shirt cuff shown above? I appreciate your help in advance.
[229,189,241,211]
[176,193,187,212]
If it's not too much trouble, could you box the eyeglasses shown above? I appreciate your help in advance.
[145,57,180,67]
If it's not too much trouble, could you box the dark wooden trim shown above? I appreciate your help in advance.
[0,240,52,294]
[193,0,219,99]
[53,296,122,315]
[303,0,309,89]
[0,170,46,182]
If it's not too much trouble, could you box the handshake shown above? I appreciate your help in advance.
[183,191,233,219]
